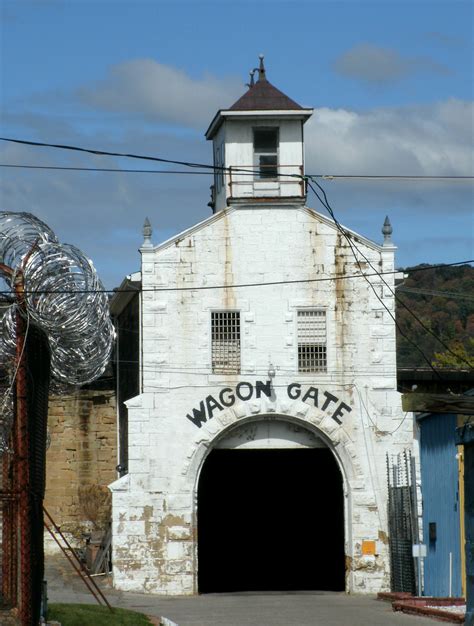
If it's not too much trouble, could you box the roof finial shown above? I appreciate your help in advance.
[246,69,256,88]
[258,53,267,81]
[142,217,153,248]
[382,215,393,246]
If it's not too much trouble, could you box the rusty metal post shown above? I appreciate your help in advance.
[1,456,17,607]
[15,308,33,625]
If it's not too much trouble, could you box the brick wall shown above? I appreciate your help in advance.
[44,389,117,549]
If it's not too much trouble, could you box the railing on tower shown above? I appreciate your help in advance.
[228,164,305,199]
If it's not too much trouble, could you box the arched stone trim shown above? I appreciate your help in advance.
[183,397,364,487]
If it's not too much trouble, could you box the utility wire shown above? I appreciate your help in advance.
[0,164,215,175]
[1,137,473,180]
[1,162,473,181]
[307,178,473,373]
[396,286,474,301]
[320,174,473,181]
[307,178,445,377]
[1,136,472,368]
[0,260,471,296]
[0,137,266,178]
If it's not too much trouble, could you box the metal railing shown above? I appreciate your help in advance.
[228,164,305,198]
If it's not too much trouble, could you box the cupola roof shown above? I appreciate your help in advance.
[229,56,304,111]
[205,56,312,140]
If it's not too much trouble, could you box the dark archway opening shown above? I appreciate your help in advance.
[197,447,345,593]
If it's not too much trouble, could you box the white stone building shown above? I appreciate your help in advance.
[110,59,413,596]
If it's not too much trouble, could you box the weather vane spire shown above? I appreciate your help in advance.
[258,53,267,81]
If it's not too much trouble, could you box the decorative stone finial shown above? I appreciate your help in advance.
[382,215,393,246]
[142,217,153,248]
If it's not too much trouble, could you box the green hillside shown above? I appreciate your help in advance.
[395,263,474,369]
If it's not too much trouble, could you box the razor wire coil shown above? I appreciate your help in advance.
[0,212,115,451]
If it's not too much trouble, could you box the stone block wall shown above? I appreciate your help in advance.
[44,389,117,550]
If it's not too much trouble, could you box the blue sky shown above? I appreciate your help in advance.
[1,0,473,287]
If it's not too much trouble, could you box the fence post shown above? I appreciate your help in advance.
[456,424,474,626]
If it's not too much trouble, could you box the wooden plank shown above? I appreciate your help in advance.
[91,526,112,575]
[402,393,474,414]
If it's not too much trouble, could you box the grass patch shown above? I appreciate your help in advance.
[48,603,153,625]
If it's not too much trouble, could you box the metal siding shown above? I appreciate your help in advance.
[420,413,462,597]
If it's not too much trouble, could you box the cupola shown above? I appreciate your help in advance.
[205,56,313,212]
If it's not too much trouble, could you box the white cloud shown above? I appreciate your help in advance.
[77,59,243,128]
[305,99,474,176]
[333,43,451,84]
[1,96,472,286]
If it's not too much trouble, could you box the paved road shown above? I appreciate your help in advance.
[45,554,435,626]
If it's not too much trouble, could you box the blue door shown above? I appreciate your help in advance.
[420,412,462,597]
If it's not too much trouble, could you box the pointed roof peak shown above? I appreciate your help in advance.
[257,54,267,82]
[229,56,305,112]
[205,57,313,139]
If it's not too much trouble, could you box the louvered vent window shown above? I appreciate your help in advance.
[297,310,327,373]
[212,311,241,374]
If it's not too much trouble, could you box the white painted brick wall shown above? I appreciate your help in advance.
[110,205,411,596]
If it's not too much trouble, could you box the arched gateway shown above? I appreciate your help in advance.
[196,417,345,592]
[109,58,412,597]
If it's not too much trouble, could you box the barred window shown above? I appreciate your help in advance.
[212,311,241,374]
[297,310,327,373]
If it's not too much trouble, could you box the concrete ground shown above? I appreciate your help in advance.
[45,554,436,626]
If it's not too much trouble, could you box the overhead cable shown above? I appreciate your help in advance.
[1,137,473,180]
[0,260,471,296]
[307,178,473,372]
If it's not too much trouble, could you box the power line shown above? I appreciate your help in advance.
[0,162,473,181]
[320,174,474,181]
[307,178,473,372]
[1,137,472,180]
[396,286,474,301]
[0,164,213,175]
[0,136,261,177]
[308,177,443,377]
[0,260,472,296]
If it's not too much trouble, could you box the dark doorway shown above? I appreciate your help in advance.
[197,447,345,593]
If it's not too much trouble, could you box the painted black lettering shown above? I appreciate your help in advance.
[302,386,319,407]
[236,382,253,401]
[186,401,207,428]
[331,401,352,424]
[219,387,235,408]
[287,383,301,400]
[321,391,339,412]
[255,380,272,399]
[205,395,223,419]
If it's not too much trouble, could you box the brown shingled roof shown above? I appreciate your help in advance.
[229,78,304,111]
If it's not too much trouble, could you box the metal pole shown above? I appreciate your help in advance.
[0,265,17,609]
[43,507,114,611]
[418,555,422,596]
[15,308,33,625]
[1,458,16,606]
[449,552,453,598]
[456,424,474,626]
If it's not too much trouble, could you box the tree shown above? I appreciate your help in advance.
[432,338,474,369]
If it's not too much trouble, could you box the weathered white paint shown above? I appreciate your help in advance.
[109,202,411,596]
[211,117,308,210]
